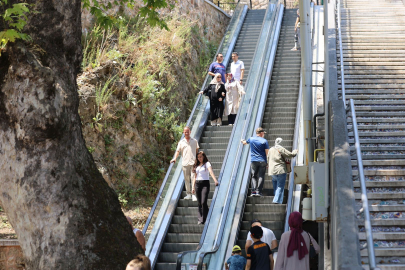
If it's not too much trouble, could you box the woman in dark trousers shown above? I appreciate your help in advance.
[192,151,219,225]
[199,73,226,126]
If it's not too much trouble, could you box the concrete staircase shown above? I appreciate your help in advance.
[235,9,300,255]
[339,0,405,268]
[155,9,266,270]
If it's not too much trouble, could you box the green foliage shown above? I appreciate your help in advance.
[81,13,218,208]
[82,0,169,30]
[87,146,95,153]
[95,75,117,111]
[104,134,114,146]
[0,0,31,54]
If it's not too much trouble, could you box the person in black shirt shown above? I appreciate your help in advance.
[246,226,274,270]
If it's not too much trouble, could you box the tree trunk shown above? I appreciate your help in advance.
[0,1,142,269]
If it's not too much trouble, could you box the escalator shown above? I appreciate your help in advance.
[151,7,268,270]
[235,8,301,257]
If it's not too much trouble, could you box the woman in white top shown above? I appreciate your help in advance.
[225,73,245,126]
[192,151,219,225]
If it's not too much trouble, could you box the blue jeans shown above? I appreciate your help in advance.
[250,161,267,193]
[272,173,287,204]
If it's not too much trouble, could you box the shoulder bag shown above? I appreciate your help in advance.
[306,231,317,259]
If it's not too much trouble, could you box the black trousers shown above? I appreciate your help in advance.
[228,114,237,125]
[195,180,210,223]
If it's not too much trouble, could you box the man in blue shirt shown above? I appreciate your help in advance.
[241,127,270,196]
[208,53,226,83]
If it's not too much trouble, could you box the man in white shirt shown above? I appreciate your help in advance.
[170,126,199,200]
[245,219,278,254]
[230,52,245,83]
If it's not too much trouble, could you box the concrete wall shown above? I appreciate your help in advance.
[0,240,24,270]
[328,102,363,270]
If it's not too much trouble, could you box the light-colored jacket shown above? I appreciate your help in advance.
[224,81,245,115]
[267,146,297,176]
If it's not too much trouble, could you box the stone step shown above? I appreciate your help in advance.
[353,181,405,188]
[358,232,405,241]
[351,160,405,166]
[352,170,405,176]
[354,193,405,200]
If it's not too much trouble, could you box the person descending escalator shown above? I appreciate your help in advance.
[191,151,219,225]
[199,73,227,126]
[170,126,199,201]
[225,73,245,126]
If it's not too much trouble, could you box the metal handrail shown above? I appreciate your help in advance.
[337,0,376,267]
[196,2,283,268]
[348,99,377,269]
[283,75,303,232]
[223,2,284,260]
[337,0,346,103]
[143,4,247,267]
[142,1,246,238]
[175,5,249,268]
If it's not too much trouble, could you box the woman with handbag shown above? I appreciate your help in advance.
[199,73,226,126]
[267,137,298,204]
[274,211,319,270]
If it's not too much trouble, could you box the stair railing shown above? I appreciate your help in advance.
[347,99,378,269]
[337,0,377,268]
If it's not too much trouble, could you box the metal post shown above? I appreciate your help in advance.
[300,0,314,165]
[337,0,346,103]
[323,0,330,210]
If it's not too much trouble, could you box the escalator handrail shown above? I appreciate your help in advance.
[222,2,284,260]
[283,74,303,233]
[175,6,249,268]
[196,2,283,268]
[196,4,248,249]
[176,4,274,268]
[142,3,246,237]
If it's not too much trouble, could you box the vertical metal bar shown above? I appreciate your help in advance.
[350,99,377,269]
[337,0,346,103]
[300,0,314,165]
[323,0,330,209]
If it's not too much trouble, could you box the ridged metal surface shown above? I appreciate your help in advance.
[155,9,266,270]
[340,0,405,268]
[235,9,301,256]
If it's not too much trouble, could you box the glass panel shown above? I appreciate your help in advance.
[143,2,247,258]
[195,2,284,267]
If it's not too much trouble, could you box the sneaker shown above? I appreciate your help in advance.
[250,191,257,197]
[184,194,192,200]
[192,195,197,201]
[198,221,204,225]
[256,193,263,197]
